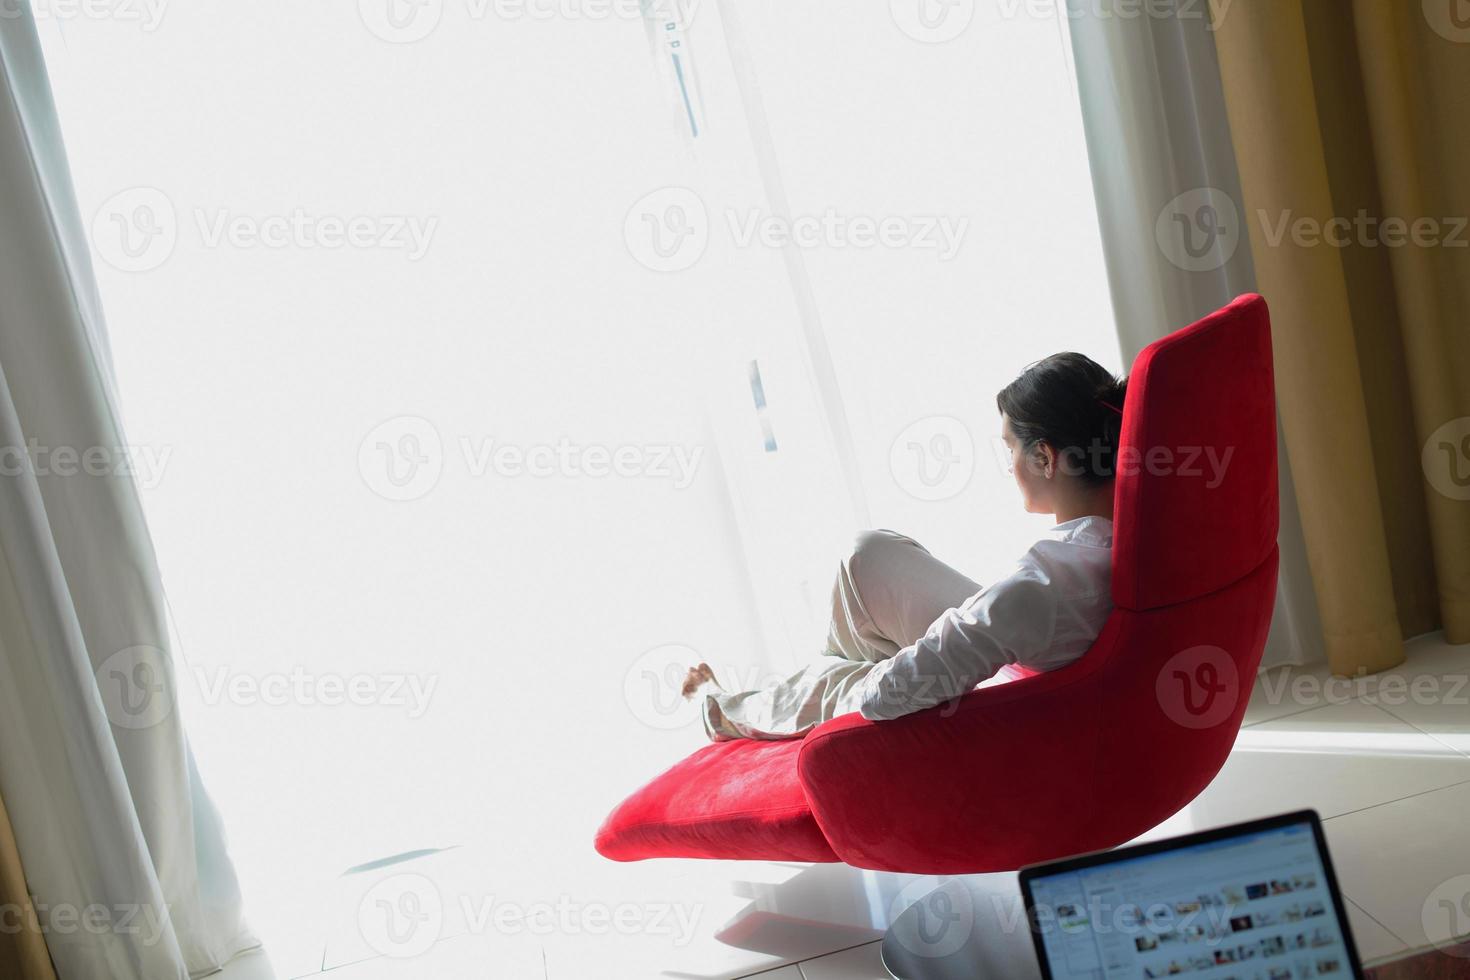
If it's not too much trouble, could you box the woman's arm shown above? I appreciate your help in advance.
[856,567,1059,721]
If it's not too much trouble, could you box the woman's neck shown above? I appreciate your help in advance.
[1054,485,1114,524]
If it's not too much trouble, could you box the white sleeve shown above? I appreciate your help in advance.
[857,566,1058,721]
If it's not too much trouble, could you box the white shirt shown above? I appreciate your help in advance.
[858,516,1114,721]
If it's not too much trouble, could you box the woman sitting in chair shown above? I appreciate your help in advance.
[684,352,1126,741]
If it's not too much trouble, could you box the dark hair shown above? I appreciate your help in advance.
[996,352,1127,486]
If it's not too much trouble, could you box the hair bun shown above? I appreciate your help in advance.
[1095,378,1128,409]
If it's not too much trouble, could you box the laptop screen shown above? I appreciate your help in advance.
[1021,812,1362,979]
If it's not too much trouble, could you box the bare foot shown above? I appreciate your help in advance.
[681,662,717,700]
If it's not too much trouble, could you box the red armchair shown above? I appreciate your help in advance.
[596,295,1279,874]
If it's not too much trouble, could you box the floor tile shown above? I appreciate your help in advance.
[314,931,545,978]
[1345,898,1409,966]
[1324,780,1470,955]
[1245,662,1353,727]
[320,846,482,970]
[1188,699,1470,827]
[214,949,282,980]
[795,941,887,979]
[530,861,900,979]
[1357,637,1470,757]
[222,636,1470,980]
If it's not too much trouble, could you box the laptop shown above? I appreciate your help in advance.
[1019,811,1365,979]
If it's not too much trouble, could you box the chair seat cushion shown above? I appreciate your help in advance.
[594,737,838,863]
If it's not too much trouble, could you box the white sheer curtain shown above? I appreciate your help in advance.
[1064,0,1326,669]
[0,8,255,979]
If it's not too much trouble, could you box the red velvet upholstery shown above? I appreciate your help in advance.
[594,737,838,863]
[596,295,1279,873]
[1112,294,1278,611]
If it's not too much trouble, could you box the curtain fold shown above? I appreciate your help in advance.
[0,787,57,980]
[1209,0,1470,674]
[1349,0,1470,643]
[1064,0,1326,669]
[0,7,257,979]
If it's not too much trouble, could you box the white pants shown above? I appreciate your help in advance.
[703,530,982,740]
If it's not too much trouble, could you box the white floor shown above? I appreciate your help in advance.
[216,633,1470,980]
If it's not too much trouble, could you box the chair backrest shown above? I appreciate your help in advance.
[794,297,1286,873]
[1111,294,1279,610]
[1085,294,1281,845]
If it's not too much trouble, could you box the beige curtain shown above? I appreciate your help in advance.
[0,789,56,980]
[1208,0,1470,675]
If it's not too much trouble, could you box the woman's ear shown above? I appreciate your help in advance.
[1034,442,1057,479]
